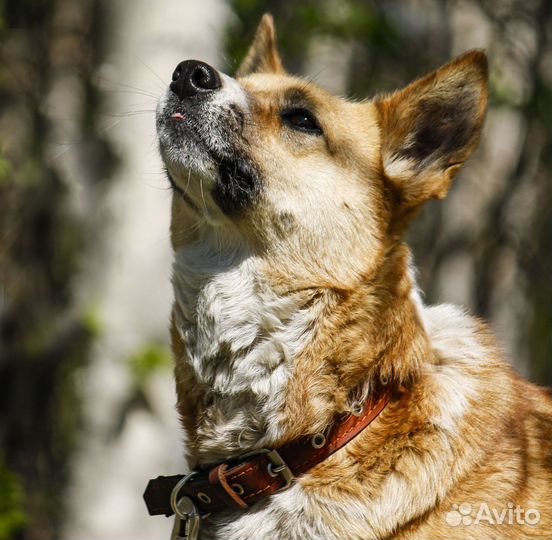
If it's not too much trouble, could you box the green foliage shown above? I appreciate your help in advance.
[226,0,402,72]
[0,0,117,536]
[225,0,436,95]
[0,153,10,186]
[129,343,172,385]
[0,1,5,38]
[82,307,103,338]
[0,458,27,540]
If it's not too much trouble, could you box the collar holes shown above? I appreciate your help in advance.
[231,483,244,495]
[350,401,364,417]
[197,492,211,504]
[311,433,326,448]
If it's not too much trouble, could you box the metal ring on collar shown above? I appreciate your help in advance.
[350,401,364,417]
[197,492,211,504]
[267,462,287,477]
[311,433,326,448]
[231,483,245,495]
[170,471,200,518]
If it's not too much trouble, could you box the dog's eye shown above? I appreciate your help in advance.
[281,108,322,135]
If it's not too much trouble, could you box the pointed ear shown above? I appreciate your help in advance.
[375,50,488,210]
[236,13,284,77]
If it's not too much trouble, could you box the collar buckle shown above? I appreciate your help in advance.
[239,448,294,490]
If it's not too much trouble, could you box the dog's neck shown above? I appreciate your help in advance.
[171,235,430,465]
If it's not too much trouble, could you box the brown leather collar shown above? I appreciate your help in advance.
[144,384,392,518]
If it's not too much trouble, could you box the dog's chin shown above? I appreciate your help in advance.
[165,164,227,228]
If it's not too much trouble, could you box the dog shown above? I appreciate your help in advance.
[153,13,552,540]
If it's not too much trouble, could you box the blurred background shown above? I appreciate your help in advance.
[0,0,550,538]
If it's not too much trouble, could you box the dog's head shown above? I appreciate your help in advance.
[157,14,487,289]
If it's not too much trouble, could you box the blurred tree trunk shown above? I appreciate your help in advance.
[0,1,115,538]
[409,0,551,385]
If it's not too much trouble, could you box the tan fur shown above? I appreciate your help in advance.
[162,14,551,539]
[236,14,285,78]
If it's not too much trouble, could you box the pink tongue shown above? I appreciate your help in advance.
[171,112,185,120]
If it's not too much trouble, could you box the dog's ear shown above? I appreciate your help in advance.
[375,50,488,210]
[236,13,284,77]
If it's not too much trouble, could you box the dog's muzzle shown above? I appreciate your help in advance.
[158,59,259,216]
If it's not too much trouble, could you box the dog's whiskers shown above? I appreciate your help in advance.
[133,54,168,92]
[199,176,208,213]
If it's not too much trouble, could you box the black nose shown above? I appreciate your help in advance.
[170,60,222,99]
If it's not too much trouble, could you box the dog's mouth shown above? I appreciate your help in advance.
[158,90,261,218]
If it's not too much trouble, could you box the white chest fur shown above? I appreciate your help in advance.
[171,240,317,459]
